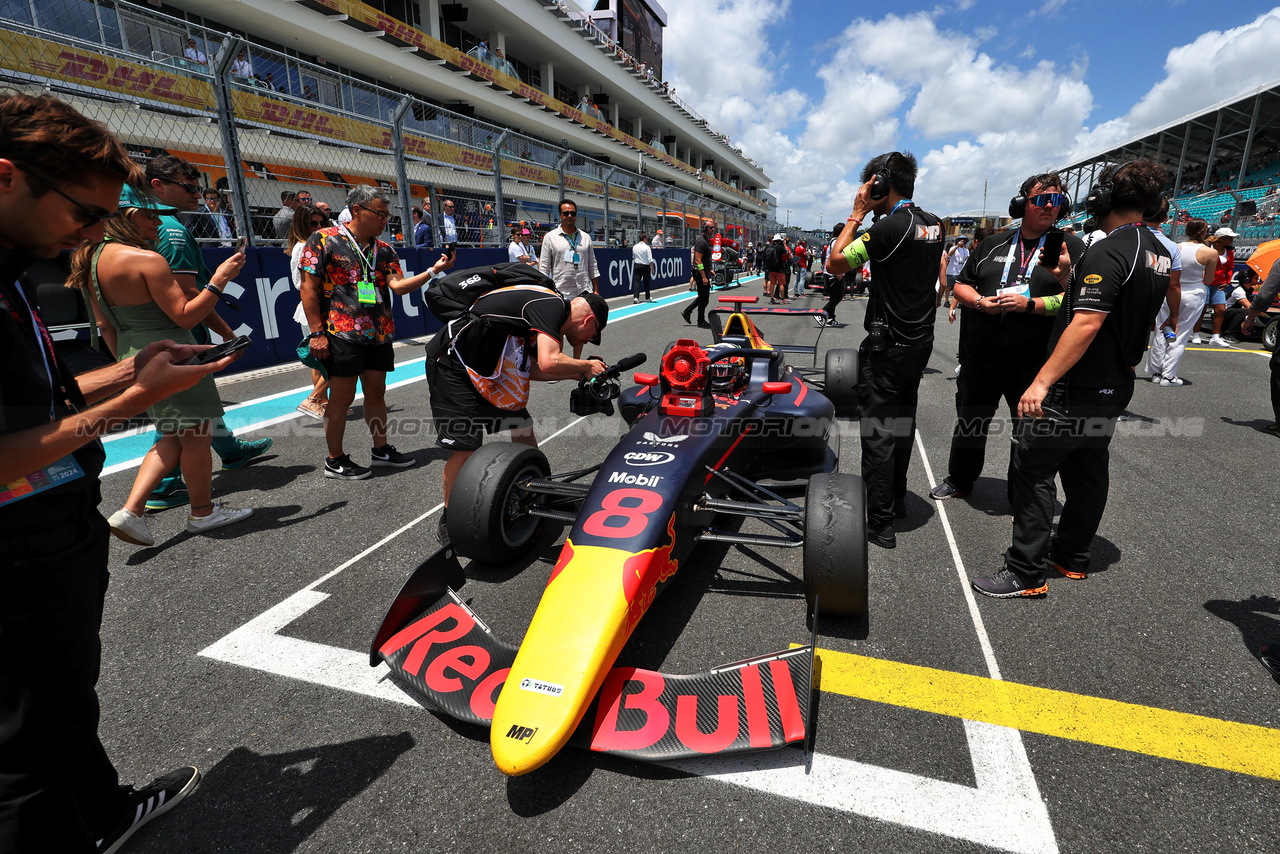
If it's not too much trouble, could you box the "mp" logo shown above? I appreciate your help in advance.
[506,725,538,743]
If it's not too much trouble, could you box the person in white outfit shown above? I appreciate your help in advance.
[1148,217,1216,386]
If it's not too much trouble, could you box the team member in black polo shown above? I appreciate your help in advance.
[931,173,1084,502]
[972,160,1171,598]
[682,221,715,328]
[427,284,608,542]
[827,151,944,548]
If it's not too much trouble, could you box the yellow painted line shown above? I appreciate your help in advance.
[1183,346,1271,355]
[812,647,1280,781]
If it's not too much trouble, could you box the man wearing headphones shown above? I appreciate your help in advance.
[681,220,715,328]
[827,151,944,548]
[972,160,1171,598]
[930,173,1084,503]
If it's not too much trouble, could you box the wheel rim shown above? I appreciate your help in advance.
[500,463,544,548]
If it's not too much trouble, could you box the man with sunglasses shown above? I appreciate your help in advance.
[191,190,235,247]
[1,93,230,854]
[930,173,1084,506]
[143,156,273,510]
[300,185,453,479]
[538,198,598,357]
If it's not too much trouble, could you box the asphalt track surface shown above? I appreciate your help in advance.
[93,275,1279,854]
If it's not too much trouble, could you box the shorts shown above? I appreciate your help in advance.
[1207,287,1227,307]
[424,335,532,452]
[321,335,395,377]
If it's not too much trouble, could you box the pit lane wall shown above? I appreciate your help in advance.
[140,246,690,374]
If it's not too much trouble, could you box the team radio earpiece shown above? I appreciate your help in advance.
[867,152,900,201]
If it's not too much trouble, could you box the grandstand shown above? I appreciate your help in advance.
[1053,79,1280,256]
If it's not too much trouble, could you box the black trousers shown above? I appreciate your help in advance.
[1270,343,1280,424]
[688,276,710,321]
[823,276,847,320]
[0,505,126,853]
[858,337,934,527]
[946,357,1041,492]
[1003,383,1133,583]
[632,267,651,300]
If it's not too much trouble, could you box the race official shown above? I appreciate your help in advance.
[827,151,944,547]
[930,173,1084,503]
[539,198,598,354]
[972,160,1172,599]
[426,285,609,543]
[682,221,715,327]
[0,93,229,853]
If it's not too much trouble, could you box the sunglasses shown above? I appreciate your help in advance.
[355,204,390,221]
[17,164,120,227]
[560,210,577,217]
[309,218,325,227]
[1028,192,1066,208]
[160,177,202,195]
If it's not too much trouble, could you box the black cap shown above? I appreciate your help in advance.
[582,292,608,345]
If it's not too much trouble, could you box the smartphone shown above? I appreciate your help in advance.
[181,335,252,366]
[1039,230,1065,267]
[235,235,248,255]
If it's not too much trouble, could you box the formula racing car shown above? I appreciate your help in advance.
[371,297,865,776]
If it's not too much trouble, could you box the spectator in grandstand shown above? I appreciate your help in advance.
[1207,227,1237,346]
[273,190,298,240]
[1148,212,1209,387]
[631,231,655,302]
[144,155,272,510]
[231,50,253,77]
[1240,257,1280,430]
[827,151,945,548]
[930,173,1082,505]
[539,198,599,354]
[263,72,279,92]
[972,160,1171,598]
[69,184,253,544]
[303,85,318,102]
[439,198,459,245]
[300,185,453,479]
[190,189,235,247]
[0,93,223,854]
[183,38,207,66]
[287,204,329,420]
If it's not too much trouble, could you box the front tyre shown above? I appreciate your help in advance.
[448,443,549,564]
[803,473,868,618]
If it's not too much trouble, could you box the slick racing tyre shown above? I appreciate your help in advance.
[1263,317,1279,352]
[803,473,868,618]
[823,348,859,418]
[448,442,550,564]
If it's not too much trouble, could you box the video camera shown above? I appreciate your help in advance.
[569,352,646,416]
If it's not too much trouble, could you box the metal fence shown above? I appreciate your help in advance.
[0,0,771,251]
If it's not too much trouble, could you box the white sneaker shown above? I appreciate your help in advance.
[108,508,154,547]
[185,501,252,534]
[1159,377,1184,387]
[1210,335,1229,347]
[1190,334,1202,344]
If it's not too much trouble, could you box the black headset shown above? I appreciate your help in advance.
[868,152,900,201]
[1085,165,1163,221]
[1009,178,1072,220]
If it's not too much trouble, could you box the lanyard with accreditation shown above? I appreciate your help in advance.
[996,232,1046,301]
[340,224,383,305]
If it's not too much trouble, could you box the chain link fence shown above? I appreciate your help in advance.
[0,0,770,250]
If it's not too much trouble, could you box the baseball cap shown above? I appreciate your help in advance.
[521,228,531,235]
[119,183,177,214]
[1214,227,1239,239]
[582,292,608,345]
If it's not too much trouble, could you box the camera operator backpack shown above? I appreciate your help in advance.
[425,261,557,323]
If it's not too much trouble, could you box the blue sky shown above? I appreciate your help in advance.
[661,1,1280,227]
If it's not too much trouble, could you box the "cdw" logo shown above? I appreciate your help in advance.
[506,725,538,743]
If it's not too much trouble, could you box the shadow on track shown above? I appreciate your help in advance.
[1204,594,1280,685]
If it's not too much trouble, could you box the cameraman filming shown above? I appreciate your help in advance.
[971,160,1172,599]
[426,285,608,545]
[827,151,944,548]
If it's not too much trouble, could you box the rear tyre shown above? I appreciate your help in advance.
[803,473,868,618]
[448,442,549,564]
[1263,317,1279,352]
[824,348,860,418]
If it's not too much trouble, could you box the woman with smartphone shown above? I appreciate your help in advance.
[66,185,252,546]
[288,203,330,419]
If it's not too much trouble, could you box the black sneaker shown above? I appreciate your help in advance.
[437,508,450,547]
[324,454,371,480]
[929,480,970,501]
[370,444,414,468]
[868,522,896,549]
[971,567,1047,599]
[681,308,693,324]
[96,766,200,854]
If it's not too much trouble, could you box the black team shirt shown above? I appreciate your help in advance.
[859,202,945,344]
[693,235,713,282]
[1050,224,1171,388]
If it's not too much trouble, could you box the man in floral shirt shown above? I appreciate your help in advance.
[300,185,453,479]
